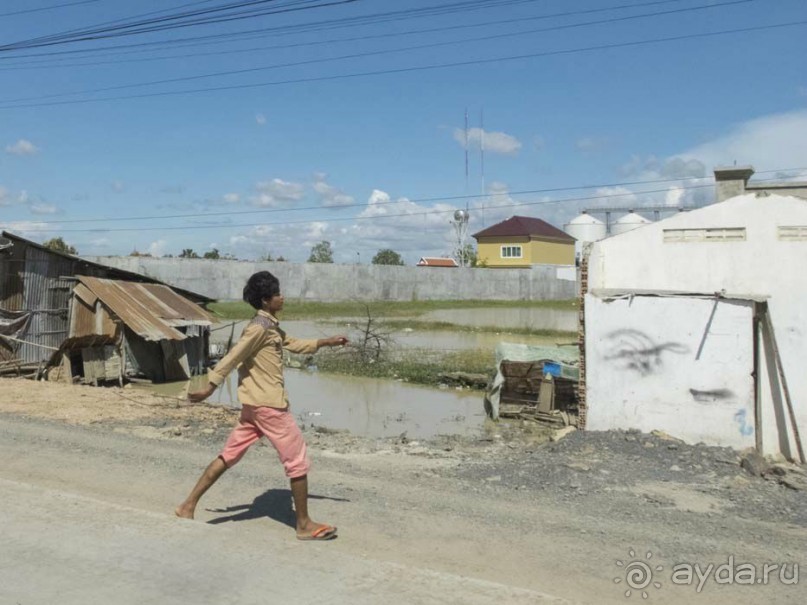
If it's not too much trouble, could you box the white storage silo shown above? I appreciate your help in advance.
[564,211,607,243]
[611,211,651,236]
[565,211,607,264]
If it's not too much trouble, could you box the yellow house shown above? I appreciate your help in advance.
[473,215,575,268]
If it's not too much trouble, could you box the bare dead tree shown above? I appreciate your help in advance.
[348,303,395,363]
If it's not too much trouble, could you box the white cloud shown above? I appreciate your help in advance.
[111,180,125,193]
[589,186,638,208]
[222,192,240,204]
[29,203,59,215]
[677,109,807,173]
[664,186,685,207]
[313,174,354,207]
[347,190,478,260]
[0,220,53,236]
[250,178,305,207]
[256,113,267,126]
[228,222,325,261]
[5,139,38,155]
[147,240,167,257]
[306,221,328,241]
[613,109,807,215]
[453,127,521,155]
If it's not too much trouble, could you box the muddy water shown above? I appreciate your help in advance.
[419,307,578,331]
[211,317,573,351]
[142,371,486,440]
[197,306,574,438]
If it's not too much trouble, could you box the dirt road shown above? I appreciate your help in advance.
[1,378,805,604]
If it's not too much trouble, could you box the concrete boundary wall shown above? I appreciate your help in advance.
[82,257,578,302]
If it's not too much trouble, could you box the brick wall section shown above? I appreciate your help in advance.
[577,245,591,430]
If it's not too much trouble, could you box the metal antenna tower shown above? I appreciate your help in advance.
[451,208,470,267]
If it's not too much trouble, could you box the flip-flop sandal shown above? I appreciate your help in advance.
[297,525,337,541]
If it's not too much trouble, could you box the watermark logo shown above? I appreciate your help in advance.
[614,549,800,598]
[614,549,663,599]
[671,556,799,593]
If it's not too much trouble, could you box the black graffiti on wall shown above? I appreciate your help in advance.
[689,388,735,403]
[602,329,689,376]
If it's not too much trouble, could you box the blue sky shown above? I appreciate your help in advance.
[1,0,806,263]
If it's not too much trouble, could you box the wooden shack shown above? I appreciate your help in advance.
[0,231,214,382]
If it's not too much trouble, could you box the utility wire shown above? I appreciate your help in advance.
[0,1,358,52]
[2,185,718,233]
[2,18,803,111]
[30,175,720,226]
[0,0,101,18]
[0,0,752,104]
[0,0,693,69]
[6,167,804,229]
[0,0,542,52]
[0,0,553,60]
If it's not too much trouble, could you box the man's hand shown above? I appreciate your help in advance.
[319,336,348,348]
[188,383,216,403]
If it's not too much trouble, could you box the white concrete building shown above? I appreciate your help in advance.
[582,192,806,461]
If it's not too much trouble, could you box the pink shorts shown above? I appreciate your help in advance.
[219,405,310,478]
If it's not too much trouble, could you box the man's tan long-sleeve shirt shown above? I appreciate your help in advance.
[207,310,318,409]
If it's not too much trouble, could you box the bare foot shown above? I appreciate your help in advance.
[175,504,195,519]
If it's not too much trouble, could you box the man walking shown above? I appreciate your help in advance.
[176,271,347,541]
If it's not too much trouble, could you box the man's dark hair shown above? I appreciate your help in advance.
[243,271,280,309]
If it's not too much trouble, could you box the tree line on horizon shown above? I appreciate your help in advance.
[41,237,479,266]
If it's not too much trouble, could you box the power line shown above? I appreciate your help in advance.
[8,167,804,229]
[0,1,358,52]
[1,185,718,234]
[12,185,718,234]
[2,18,802,111]
[0,0,101,18]
[0,0,537,53]
[27,175,720,226]
[0,0,692,68]
[0,0,753,104]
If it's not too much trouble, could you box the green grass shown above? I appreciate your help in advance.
[314,348,495,388]
[208,298,578,321]
[382,319,576,340]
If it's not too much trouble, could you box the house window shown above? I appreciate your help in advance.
[778,226,807,241]
[663,228,746,243]
[501,245,523,258]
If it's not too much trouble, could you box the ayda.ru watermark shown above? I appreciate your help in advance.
[614,549,800,598]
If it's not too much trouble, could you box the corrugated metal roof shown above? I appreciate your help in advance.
[472,215,575,241]
[77,276,213,342]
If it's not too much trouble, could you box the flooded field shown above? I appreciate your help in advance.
[211,313,576,352]
[142,371,487,440]
[195,305,576,439]
[419,306,578,332]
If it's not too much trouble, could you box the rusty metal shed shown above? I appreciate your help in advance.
[67,276,214,382]
[0,231,213,375]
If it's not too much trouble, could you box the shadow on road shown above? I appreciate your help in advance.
[206,489,351,528]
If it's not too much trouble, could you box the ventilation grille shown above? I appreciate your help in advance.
[663,227,746,243]
[778,226,807,241]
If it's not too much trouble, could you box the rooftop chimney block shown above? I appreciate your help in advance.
[714,165,755,202]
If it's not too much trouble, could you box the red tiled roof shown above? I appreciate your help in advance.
[472,215,574,241]
[417,257,458,267]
